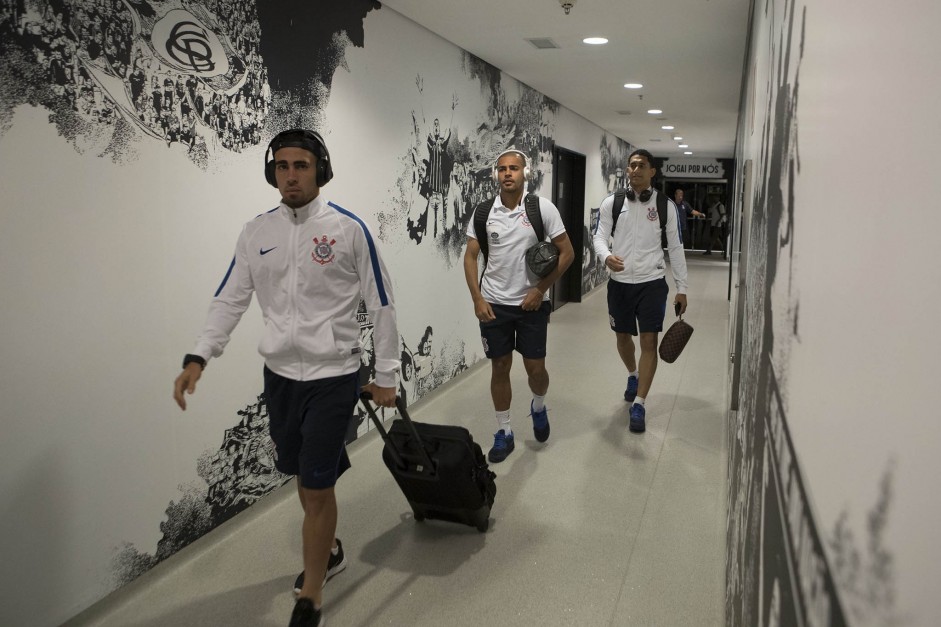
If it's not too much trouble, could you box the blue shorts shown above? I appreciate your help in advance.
[606,278,669,335]
[264,367,359,490]
[479,301,551,360]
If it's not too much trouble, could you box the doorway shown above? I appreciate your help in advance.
[551,146,586,310]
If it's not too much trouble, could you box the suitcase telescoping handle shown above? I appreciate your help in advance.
[359,391,436,472]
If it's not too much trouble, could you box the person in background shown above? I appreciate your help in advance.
[703,194,728,257]
[673,187,703,249]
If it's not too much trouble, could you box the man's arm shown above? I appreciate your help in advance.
[174,230,255,410]
[592,195,621,271]
[521,232,575,311]
[354,221,399,408]
[463,237,495,321]
[664,199,689,310]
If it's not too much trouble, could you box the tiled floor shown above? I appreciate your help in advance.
[67,256,730,627]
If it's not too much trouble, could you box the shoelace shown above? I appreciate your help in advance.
[493,432,507,448]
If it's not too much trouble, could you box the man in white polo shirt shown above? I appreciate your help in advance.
[462,149,574,463]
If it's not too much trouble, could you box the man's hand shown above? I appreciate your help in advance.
[605,254,625,272]
[520,287,544,311]
[674,293,688,316]
[173,363,203,410]
[474,297,496,322]
[363,382,396,408]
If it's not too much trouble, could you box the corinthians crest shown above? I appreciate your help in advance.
[312,235,337,265]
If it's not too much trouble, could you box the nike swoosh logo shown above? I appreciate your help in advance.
[260,247,277,255]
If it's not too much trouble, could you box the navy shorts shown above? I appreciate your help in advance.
[479,301,551,360]
[264,367,359,490]
[606,278,669,335]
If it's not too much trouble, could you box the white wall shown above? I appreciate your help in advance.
[728,0,941,624]
[0,4,632,625]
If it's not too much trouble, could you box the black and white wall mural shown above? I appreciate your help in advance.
[0,4,620,624]
[725,0,924,625]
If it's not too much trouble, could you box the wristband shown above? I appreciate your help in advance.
[182,354,206,370]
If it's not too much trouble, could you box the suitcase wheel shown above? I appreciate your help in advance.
[476,519,489,533]
[412,510,425,522]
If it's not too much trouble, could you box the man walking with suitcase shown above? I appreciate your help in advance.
[462,148,574,463]
[173,129,400,627]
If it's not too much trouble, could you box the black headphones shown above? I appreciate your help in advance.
[492,149,532,184]
[625,187,653,202]
[264,129,333,188]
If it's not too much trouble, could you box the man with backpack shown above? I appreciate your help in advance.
[462,149,574,463]
[591,149,689,433]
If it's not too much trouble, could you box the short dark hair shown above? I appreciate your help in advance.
[628,148,657,169]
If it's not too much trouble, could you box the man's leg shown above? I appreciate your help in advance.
[523,357,551,443]
[636,332,659,399]
[616,332,637,372]
[522,357,548,397]
[491,352,513,412]
[488,352,515,462]
[296,481,337,607]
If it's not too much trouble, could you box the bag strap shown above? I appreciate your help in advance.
[473,197,494,264]
[656,190,668,248]
[524,193,545,242]
[611,189,626,236]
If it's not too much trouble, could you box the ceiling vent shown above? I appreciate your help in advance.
[648,138,663,142]
[616,110,632,115]
[526,37,560,49]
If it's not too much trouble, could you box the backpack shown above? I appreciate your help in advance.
[611,189,678,249]
[473,193,545,266]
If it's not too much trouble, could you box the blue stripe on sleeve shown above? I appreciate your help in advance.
[328,202,389,306]
[214,256,236,297]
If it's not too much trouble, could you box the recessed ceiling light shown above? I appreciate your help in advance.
[673,136,682,141]
[583,37,608,45]
[678,144,688,148]
[647,109,662,115]
[684,151,693,155]
[624,83,643,89]
[661,125,674,130]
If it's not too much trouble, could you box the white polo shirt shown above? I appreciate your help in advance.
[467,194,566,306]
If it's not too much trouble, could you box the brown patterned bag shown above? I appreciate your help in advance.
[659,304,694,363]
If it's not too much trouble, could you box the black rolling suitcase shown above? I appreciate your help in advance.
[360,392,496,532]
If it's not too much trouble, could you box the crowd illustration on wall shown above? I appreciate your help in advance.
[378,58,558,268]
[0,0,273,164]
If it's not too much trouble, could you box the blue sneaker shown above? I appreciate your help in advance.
[624,375,639,403]
[488,430,515,463]
[629,404,646,433]
[530,401,550,443]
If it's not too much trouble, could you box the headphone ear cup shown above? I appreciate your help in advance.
[316,157,333,186]
[264,160,277,187]
[640,188,652,202]
[625,187,636,201]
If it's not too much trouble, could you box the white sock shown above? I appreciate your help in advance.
[496,410,511,435]
[331,544,339,555]
[629,370,639,379]
[634,396,646,406]
[532,394,546,412]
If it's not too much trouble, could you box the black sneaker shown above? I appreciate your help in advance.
[293,539,348,596]
[289,598,324,627]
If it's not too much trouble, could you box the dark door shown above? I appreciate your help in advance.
[551,146,586,310]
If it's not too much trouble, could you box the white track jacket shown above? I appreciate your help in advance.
[592,189,688,293]
[191,195,399,388]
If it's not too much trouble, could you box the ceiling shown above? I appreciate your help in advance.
[381,0,752,158]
